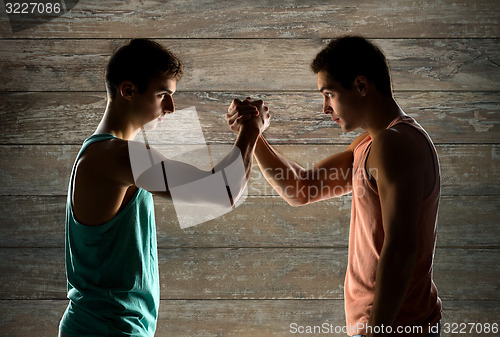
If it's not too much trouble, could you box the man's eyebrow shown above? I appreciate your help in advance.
[319,87,328,92]
[159,87,175,94]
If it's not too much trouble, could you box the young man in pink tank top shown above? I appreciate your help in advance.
[227,36,442,337]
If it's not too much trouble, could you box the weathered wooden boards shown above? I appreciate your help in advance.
[1,144,499,196]
[0,39,499,92]
[1,300,498,337]
[2,195,499,249]
[0,0,499,336]
[1,247,499,301]
[1,91,499,145]
[0,0,498,38]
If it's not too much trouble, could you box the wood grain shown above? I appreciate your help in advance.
[1,91,499,145]
[0,144,498,196]
[1,39,499,92]
[0,247,498,301]
[0,299,498,337]
[0,0,498,333]
[0,0,498,39]
[1,195,498,249]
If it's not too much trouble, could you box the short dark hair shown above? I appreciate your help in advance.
[311,36,392,96]
[105,38,183,97]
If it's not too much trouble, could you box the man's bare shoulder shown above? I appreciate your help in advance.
[76,137,134,186]
[374,124,429,154]
[369,126,427,178]
[347,132,369,152]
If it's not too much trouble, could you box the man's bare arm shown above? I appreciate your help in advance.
[227,98,368,206]
[366,128,426,337]
[252,134,365,206]
[93,108,264,212]
[135,123,261,207]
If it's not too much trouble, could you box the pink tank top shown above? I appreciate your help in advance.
[345,116,442,336]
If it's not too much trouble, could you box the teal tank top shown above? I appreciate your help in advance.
[59,134,159,337]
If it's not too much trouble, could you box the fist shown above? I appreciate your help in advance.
[226,97,270,134]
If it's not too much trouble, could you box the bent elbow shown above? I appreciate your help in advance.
[279,180,313,207]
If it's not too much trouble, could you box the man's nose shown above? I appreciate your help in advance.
[163,95,175,113]
[323,98,332,114]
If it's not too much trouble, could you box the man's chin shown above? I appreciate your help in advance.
[341,125,355,133]
[142,119,159,131]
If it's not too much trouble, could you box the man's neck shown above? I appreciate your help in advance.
[362,96,405,139]
[95,99,140,140]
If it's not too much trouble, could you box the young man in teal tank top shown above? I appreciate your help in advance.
[227,36,441,337]
[59,39,269,337]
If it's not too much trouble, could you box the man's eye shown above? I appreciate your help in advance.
[325,92,332,98]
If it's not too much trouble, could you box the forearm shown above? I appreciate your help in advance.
[367,243,417,337]
[209,123,260,204]
[137,124,259,207]
[233,124,261,177]
[254,135,309,206]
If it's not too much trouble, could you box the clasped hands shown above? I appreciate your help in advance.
[226,97,271,134]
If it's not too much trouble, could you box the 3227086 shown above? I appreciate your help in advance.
[5,2,62,14]
[442,322,498,334]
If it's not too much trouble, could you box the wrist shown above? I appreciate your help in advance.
[239,122,261,139]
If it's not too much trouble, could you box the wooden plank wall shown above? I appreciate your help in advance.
[0,1,499,336]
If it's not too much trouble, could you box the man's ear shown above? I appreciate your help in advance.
[119,81,135,100]
[353,75,369,97]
